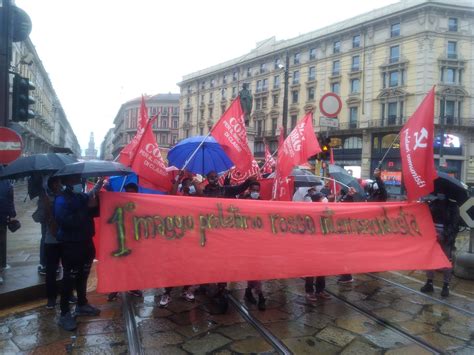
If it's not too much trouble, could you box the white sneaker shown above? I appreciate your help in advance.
[159,294,171,307]
[182,290,195,302]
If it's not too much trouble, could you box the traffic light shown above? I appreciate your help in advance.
[318,137,331,160]
[12,74,35,122]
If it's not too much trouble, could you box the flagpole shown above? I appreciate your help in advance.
[180,131,213,173]
[377,131,401,168]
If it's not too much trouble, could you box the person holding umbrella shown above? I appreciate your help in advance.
[54,174,103,331]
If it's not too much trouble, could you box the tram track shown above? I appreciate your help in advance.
[323,289,443,354]
[121,292,144,355]
[365,272,474,317]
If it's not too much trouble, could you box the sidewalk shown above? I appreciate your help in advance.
[0,181,45,308]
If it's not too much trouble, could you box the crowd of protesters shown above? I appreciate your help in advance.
[12,163,458,331]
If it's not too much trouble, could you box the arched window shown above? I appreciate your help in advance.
[343,137,362,149]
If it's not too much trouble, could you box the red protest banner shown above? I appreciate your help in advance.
[97,193,450,293]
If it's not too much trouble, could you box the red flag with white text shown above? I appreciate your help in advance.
[400,87,437,201]
[218,160,261,186]
[130,117,172,192]
[119,96,150,166]
[211,97,254,172]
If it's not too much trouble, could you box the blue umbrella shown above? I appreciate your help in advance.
[168,136,234,175]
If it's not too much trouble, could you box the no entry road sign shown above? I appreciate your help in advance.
[0,127,23,164]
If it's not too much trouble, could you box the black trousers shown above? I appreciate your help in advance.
[305,276,326,293]
[44,243,61,301]
[60,240,95,315]
[39,223,46,267]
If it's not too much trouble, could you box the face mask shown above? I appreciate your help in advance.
[188,185,196,195]
[250,191,260,199]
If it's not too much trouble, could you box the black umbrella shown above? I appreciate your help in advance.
[269,168,323,188]
[54,160,133,178]
[433,171,469,205]
[328,164,365,196]
[0,153,78,180]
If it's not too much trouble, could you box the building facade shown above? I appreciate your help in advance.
[111,93,180,159]
[178,0,474,192]
[100,128,115,161]
[9,38,81,157]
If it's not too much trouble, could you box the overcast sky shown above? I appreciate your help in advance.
[15,0,398,154]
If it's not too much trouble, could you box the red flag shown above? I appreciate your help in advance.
[262,141,276,174]
[400,87,437,201]
[130,117,172,192]
[119,96,150,166]
[278,112,321,178]
[211,97,254,172]
[218,160,261,186]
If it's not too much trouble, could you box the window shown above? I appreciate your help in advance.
[292,90,299,104]
[262,78,268,91]
[272,118,278,134]
[200,109,204,120]
[351,56,360,71]
[161,119,168,128]
[308,87,315,101]
[344,136,362,149]
[440,99,459,125]
[221,87,226,98]
[209,92,213,103]
[210,79,215,88]
[256,80,262,93]
[199,127,204,135]
[233,71,238,81]
[185,129,189,138]
[185,112,190,122]
[273,75,280,89]
[201,81,205,89]
[172,135,178,144]
[389,71,399,87]
[256,120,264,137]
[388,102,397,125]
[262,97,267,109]
[272,94,279,107]
[160,134,167,145]
[294,52,300,65]
[352,35,360,48]
[186,97,190,105]
[349,108,358,128]
[308,66,316,81]
[200,94,204,104]
[274,57,280,69]
[309,48,316,60]
[333,40,340,54]
[209,108,213,118]
[447,41,457,59]
[222,75,227,84]
[331,82,340,95]
[187,85,191,94]
[260,63,267,74]
[391,23,400,37]
[291,115,297,128]
[172,120,178,129]
[332,60,340,75]
[448,18,458,32]
[390,45,399,63]
[442,67,459,84]
[293,70,300,84]
[246,67,251,78]
[350,78,360,94]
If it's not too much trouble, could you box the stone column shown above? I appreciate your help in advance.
[361,129,372,179]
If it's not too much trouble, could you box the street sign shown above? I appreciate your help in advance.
[460,197,474,228]
[0,127,23,164]
[320,116,339,128]
[319,93,342,118]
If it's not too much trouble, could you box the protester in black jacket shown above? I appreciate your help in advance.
[367,168,388,202]
[0,178,16,285]
[54,174,101,331]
